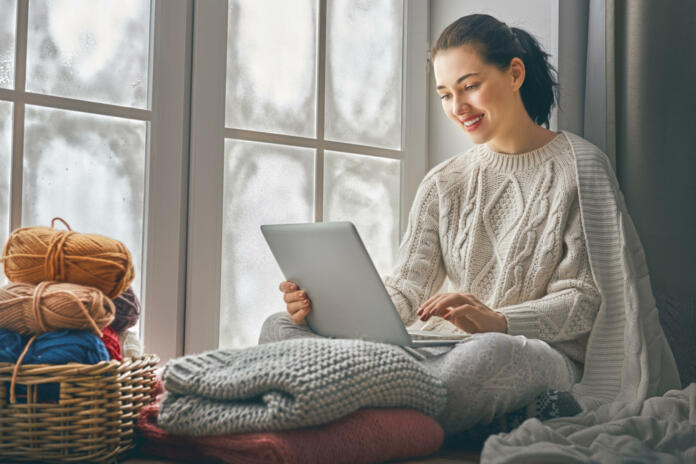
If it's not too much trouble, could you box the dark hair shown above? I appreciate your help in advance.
[431,14,558,128]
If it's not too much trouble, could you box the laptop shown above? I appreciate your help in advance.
[260,221,469,347]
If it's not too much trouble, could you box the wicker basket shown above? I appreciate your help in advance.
[0,354,159,463]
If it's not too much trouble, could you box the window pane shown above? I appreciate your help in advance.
[22,105,146,297]
[324,151,400,275]
[0,0,16,89]
[325,0,403,149]
[0,100,11,285]
[225,0,316,137]
[220,140,314,349]
[25,0,151,108]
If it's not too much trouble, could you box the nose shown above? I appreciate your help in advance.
[451,94,471,116]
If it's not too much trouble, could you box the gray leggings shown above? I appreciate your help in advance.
[259,312,580,434]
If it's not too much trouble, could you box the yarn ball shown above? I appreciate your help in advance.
[110,287,141,333]
[1,225,135,298]
[119,328,144,358]
[0,328,110,403]
[101,326,123,361]
[0,281,115,336]
[0,328,23,363]
[0,328,109,364]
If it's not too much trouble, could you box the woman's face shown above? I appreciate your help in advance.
[433,45,522,146]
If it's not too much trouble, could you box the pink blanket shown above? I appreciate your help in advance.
[137,403,444,464]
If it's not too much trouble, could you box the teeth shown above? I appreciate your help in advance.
[464,115,482,126]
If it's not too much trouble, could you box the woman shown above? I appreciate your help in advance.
[261,14,600,435]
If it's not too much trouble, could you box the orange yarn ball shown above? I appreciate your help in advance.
[0,281,116,336]
[1,223,135,298]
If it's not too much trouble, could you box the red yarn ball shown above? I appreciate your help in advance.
[101,326,122,361]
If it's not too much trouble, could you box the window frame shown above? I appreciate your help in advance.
[184,0,429,355]
[0,0,192,364]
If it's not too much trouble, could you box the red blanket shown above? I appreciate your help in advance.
[137,403,444,464]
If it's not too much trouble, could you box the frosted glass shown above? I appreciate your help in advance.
[225,0,316,136]
[0,101,11,285]
[23,105,146,297]
[0,0,16,89]
[220,140,314,348]
[325,0,403,149]
[324,151,400,275]
[25,0,150,108]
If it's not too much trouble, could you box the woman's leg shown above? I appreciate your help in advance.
[418,332,579,435]
[257,312,324,344]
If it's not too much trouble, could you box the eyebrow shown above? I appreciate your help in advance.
[436,73,480,90]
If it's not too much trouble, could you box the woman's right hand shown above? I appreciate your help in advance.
[279,281,312,324]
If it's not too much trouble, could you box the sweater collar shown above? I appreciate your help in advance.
[476,133,567,172]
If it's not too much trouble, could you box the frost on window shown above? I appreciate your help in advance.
[22,105,146,297]
[325,0,403,149]
[220,140,313,349]
[0,100,11,284]
[226,0,316,137]
[324,151,400,275]
[25,0,150,108]
[0,0,16,89]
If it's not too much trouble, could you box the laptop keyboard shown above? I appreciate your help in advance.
[407,329,470,341]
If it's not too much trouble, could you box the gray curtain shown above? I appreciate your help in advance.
[559,0,696,387]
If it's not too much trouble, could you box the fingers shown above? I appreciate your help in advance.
[279,281,297,293]
[287,299,311,316]
[283,289,307,304]
[418,293,468,321]
[417,294,447,319]
[291,306,311,325]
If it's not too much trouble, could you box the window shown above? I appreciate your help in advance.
[0,0,190,362]
[0,0,427,362]
[185,0,428,354]
[0,0,151,294]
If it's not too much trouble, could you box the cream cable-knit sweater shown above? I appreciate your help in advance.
[384,134,601,363]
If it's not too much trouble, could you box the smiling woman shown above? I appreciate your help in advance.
[265,12,615,439]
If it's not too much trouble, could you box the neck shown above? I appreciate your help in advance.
[486,109,557,155]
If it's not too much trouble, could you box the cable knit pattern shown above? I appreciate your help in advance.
[157,337,447,436]
[384,134,601,363]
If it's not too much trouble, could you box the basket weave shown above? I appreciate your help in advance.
[0,355,159,463]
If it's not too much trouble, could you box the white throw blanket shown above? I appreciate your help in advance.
[481,132,695,462]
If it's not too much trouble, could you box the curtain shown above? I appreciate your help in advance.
[560,0,696,386]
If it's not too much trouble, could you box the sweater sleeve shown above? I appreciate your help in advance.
[498,198,601,343]
[384,172,447,326]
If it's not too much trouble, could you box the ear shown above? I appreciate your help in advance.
[509,57,525,92]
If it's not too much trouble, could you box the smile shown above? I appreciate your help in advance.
[462,114,484,131]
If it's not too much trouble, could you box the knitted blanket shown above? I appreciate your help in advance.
[157,337,447,435]
[481,132,689,462]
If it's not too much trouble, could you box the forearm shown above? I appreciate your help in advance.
[499,286,600,342]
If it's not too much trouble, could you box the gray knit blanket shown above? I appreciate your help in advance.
[157,337,447,435]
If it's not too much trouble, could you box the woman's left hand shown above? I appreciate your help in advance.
[417,292,508,334]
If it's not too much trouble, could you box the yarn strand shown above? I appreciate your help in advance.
[10,334,38,404]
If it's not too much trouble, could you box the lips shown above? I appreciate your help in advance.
[461,114,484,131]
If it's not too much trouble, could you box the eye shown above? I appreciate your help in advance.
[439,94,451,101]
[465,84,479,91]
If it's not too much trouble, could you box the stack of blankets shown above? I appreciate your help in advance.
[139,337,448,464]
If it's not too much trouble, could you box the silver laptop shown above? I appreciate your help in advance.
[261,221,468,347]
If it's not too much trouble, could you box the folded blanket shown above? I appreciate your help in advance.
[139,403,445,464]
[158,337,447,435]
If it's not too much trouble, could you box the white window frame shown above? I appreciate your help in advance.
[184,0,429,355]
[0,0,192,364]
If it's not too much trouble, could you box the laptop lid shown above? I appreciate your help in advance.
[261,221,414,346]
